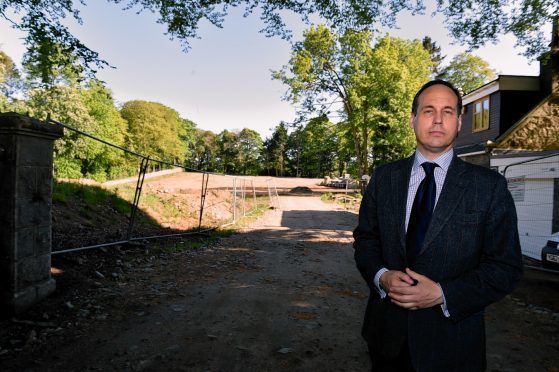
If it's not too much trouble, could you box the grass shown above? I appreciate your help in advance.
[320,192,333,202]
[53,179,274,254]
[111,194,131,214]
[226,201,270,229]
[319,191,362,210]
[150,224,243,254]
[53,181,120,205]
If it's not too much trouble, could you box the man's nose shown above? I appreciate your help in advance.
[433,110,442,124]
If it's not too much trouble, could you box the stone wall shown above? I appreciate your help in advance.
[498,95,559,151]
[0,113,63,315]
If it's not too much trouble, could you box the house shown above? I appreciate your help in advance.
[454,18,559,261]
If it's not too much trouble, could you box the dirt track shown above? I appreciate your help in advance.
[2,195,559,371]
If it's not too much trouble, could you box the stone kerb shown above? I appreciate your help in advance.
[0,112,63,315]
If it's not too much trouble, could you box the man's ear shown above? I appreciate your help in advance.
[457,115,462,132]
[409,113,415,129]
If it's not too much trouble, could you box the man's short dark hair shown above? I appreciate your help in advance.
[411,79,462,116]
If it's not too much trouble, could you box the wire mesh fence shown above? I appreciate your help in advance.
[47,118,279,255]
[500,153,559,260]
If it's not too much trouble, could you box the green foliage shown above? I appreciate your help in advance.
[53,181,118,206]
[23,82,140,181]
[0,50,23,98]
[275,26,431,175]
[288,116,339,177]
[2,1,109,86]
[216,129,240,174]
[439,52,497,94]
[121,100,186,164]
[187,127,263,175]
[80,81,134,179]
[188,129,219,171]
[2,1,555,84]
[238,128,263,175]
[111,194,131,215]
[422,36,445,78]
[25,85,106,179]
[53,157,83,179]
[363,36,430,167]
[0,48,201,180]
[320,192,333,201]
[263,122,288,176]
[441,0,556,59]
[178,117,197,167]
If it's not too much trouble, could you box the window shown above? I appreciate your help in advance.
[473,98,490,131]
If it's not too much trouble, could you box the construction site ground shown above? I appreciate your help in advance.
[0,177,558,371]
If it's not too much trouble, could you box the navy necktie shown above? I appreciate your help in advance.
[407,162,438,263]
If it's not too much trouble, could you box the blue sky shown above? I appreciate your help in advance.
[0,2,545,139]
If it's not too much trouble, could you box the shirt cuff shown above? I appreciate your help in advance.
[437,283,450,317]
[374,268,389,298]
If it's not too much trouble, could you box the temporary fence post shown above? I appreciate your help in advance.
[232,177,237,223]
[267,179,273,208]
[252,180,257,212]
[198,172,210,231]
[273,179,281,210]
[241,178,246,217]
[127,156,150,241]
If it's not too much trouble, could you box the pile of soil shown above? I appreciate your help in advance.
[288,186,314,195]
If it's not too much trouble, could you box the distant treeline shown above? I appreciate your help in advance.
[0,67,346,180]
[1,25,496,180]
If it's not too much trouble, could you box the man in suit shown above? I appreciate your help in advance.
[353,80,523,371]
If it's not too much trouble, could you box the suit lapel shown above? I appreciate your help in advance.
[392,156,414,255]
[420,156,468,255]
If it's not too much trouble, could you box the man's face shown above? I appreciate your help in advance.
[410,84,462,160]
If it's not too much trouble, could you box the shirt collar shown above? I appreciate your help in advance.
[413,149,454,174]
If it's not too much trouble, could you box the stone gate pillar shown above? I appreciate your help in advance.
[0,113,63,315]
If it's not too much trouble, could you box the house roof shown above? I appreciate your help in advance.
[495,93,559,150]
[462,75,540,105]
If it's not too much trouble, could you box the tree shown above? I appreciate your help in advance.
[0,50,23,112]
[295,116,339,177]
[0,50,22,98]
[274,26,431,175]
[263,122,288,176]
[274,26,368,175]
[79,80,132,179]
[216,129,240,174]
[120,100,185,166]
[189,129,219,171]
[362,36,431,167]
[178,117,197,167]
[237,128,263,175]
[422,36,445,78]
[439,52,497,94]
[1,1,555,84]
[25,85,105,179]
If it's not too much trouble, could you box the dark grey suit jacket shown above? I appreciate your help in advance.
[354,154,522,372]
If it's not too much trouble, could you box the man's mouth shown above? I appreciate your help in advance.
[429,131,445,136]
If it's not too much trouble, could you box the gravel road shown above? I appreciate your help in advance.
[2,195,558,371]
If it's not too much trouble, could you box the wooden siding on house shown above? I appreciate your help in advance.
[456,88,545,148]
[456,92,500,147]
